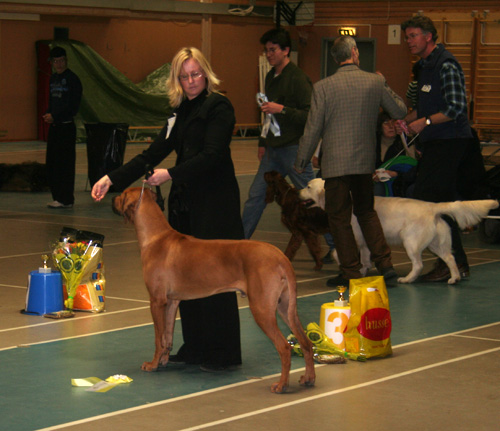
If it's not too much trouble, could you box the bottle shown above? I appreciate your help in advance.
[319,286,351,351]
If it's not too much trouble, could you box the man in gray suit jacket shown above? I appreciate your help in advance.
[295,36,407,287]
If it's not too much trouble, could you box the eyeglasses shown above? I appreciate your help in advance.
[264,47,281,55]
[404,32,424,42]
[179,71,204,81]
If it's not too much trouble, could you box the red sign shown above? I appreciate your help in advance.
[358,308,392,341]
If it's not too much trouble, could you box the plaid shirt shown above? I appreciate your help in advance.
[438,60,467,120]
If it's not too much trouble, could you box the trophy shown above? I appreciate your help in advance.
[40,254,51,273]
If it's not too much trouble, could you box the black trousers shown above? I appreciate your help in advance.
[169,205,242,367]
[46,122,76,205]
[413,137,469,266]
[177,294,242,366]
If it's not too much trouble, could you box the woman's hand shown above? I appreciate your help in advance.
[42,113,54,124]
[91,175,112,201]
[145,169,171,186]
[373,169,398,182]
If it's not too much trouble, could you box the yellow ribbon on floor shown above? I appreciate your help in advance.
[71,375,132,393]
[105,374,133,384]
[71,377,102,387]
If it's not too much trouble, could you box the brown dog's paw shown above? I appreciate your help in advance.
[141,361,158,372]
[270,382,288,394]
[299,375,316,387]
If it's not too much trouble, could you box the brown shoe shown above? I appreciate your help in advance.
[420,259,470,282]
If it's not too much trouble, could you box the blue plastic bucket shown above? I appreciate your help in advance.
[23,270,63,315]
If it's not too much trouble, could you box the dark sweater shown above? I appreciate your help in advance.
[46,68,82,123]
[259,61,313,148]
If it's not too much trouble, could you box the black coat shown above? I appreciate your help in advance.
[109,90,244,240]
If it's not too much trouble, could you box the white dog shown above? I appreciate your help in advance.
[299,178,498,284]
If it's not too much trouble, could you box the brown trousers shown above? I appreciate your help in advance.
[325,174,392,279]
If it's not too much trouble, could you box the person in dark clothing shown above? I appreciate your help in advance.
[457,127,489,201]
[43,46,82,208]
[373,116,417,197]
[401,15,473,282]
[91,47,243,372]
[242,28,316,239]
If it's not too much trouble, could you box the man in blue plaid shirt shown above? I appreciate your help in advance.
[401,15,474,282]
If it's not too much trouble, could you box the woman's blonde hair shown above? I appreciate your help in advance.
[166,47,221,108]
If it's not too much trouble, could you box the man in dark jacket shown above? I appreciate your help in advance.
[401,15,472,282]
[43,46,82,209]
[242,28,315,239]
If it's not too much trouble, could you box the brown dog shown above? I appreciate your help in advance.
[112,187,315,393]
[264,171,330,270]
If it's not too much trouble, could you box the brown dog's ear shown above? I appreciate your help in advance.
[264,171,277,203]
[122,202,136,223]
[265,183,275,203]
[118,188,142,224]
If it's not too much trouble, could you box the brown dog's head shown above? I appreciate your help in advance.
[112,187,157,223]
[264,171,298,206]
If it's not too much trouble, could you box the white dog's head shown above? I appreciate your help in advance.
[299,178,326,210]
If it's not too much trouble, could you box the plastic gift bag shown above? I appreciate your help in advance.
[344,276,392,358]
[51,227,106,312]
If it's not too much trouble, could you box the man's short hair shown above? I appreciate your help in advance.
[50,46,67,59]
[401,15,438,42]
[330,36,357,64]
[260,28,291,54]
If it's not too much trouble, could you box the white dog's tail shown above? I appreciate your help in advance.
[435,199,499,229]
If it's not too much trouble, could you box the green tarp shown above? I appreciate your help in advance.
[41,39,172,142]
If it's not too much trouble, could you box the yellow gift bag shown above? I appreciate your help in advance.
[344,276,392,359]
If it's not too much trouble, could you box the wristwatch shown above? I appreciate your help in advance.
[425,116,432,126]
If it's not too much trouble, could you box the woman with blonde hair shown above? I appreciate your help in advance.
[166,47,221,107]
[92,47,243,371]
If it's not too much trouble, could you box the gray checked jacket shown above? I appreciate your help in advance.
[295,64,407,178]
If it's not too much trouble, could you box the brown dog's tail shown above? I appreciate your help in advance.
[277,262,316,385]
[277,261,312,351]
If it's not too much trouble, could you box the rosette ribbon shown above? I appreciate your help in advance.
[288,323,366,362]
[256,92,281,138]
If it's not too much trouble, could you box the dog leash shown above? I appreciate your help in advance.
[380,133,420,170]
[145,166,166,211]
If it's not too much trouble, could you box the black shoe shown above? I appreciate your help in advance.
[322,250,334,264]
[381,267,398,286]
[170,345,202,364]
[168,355,186,364]
[200,364,229,373]
[326,274,350,288]
[47,200,73,209]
